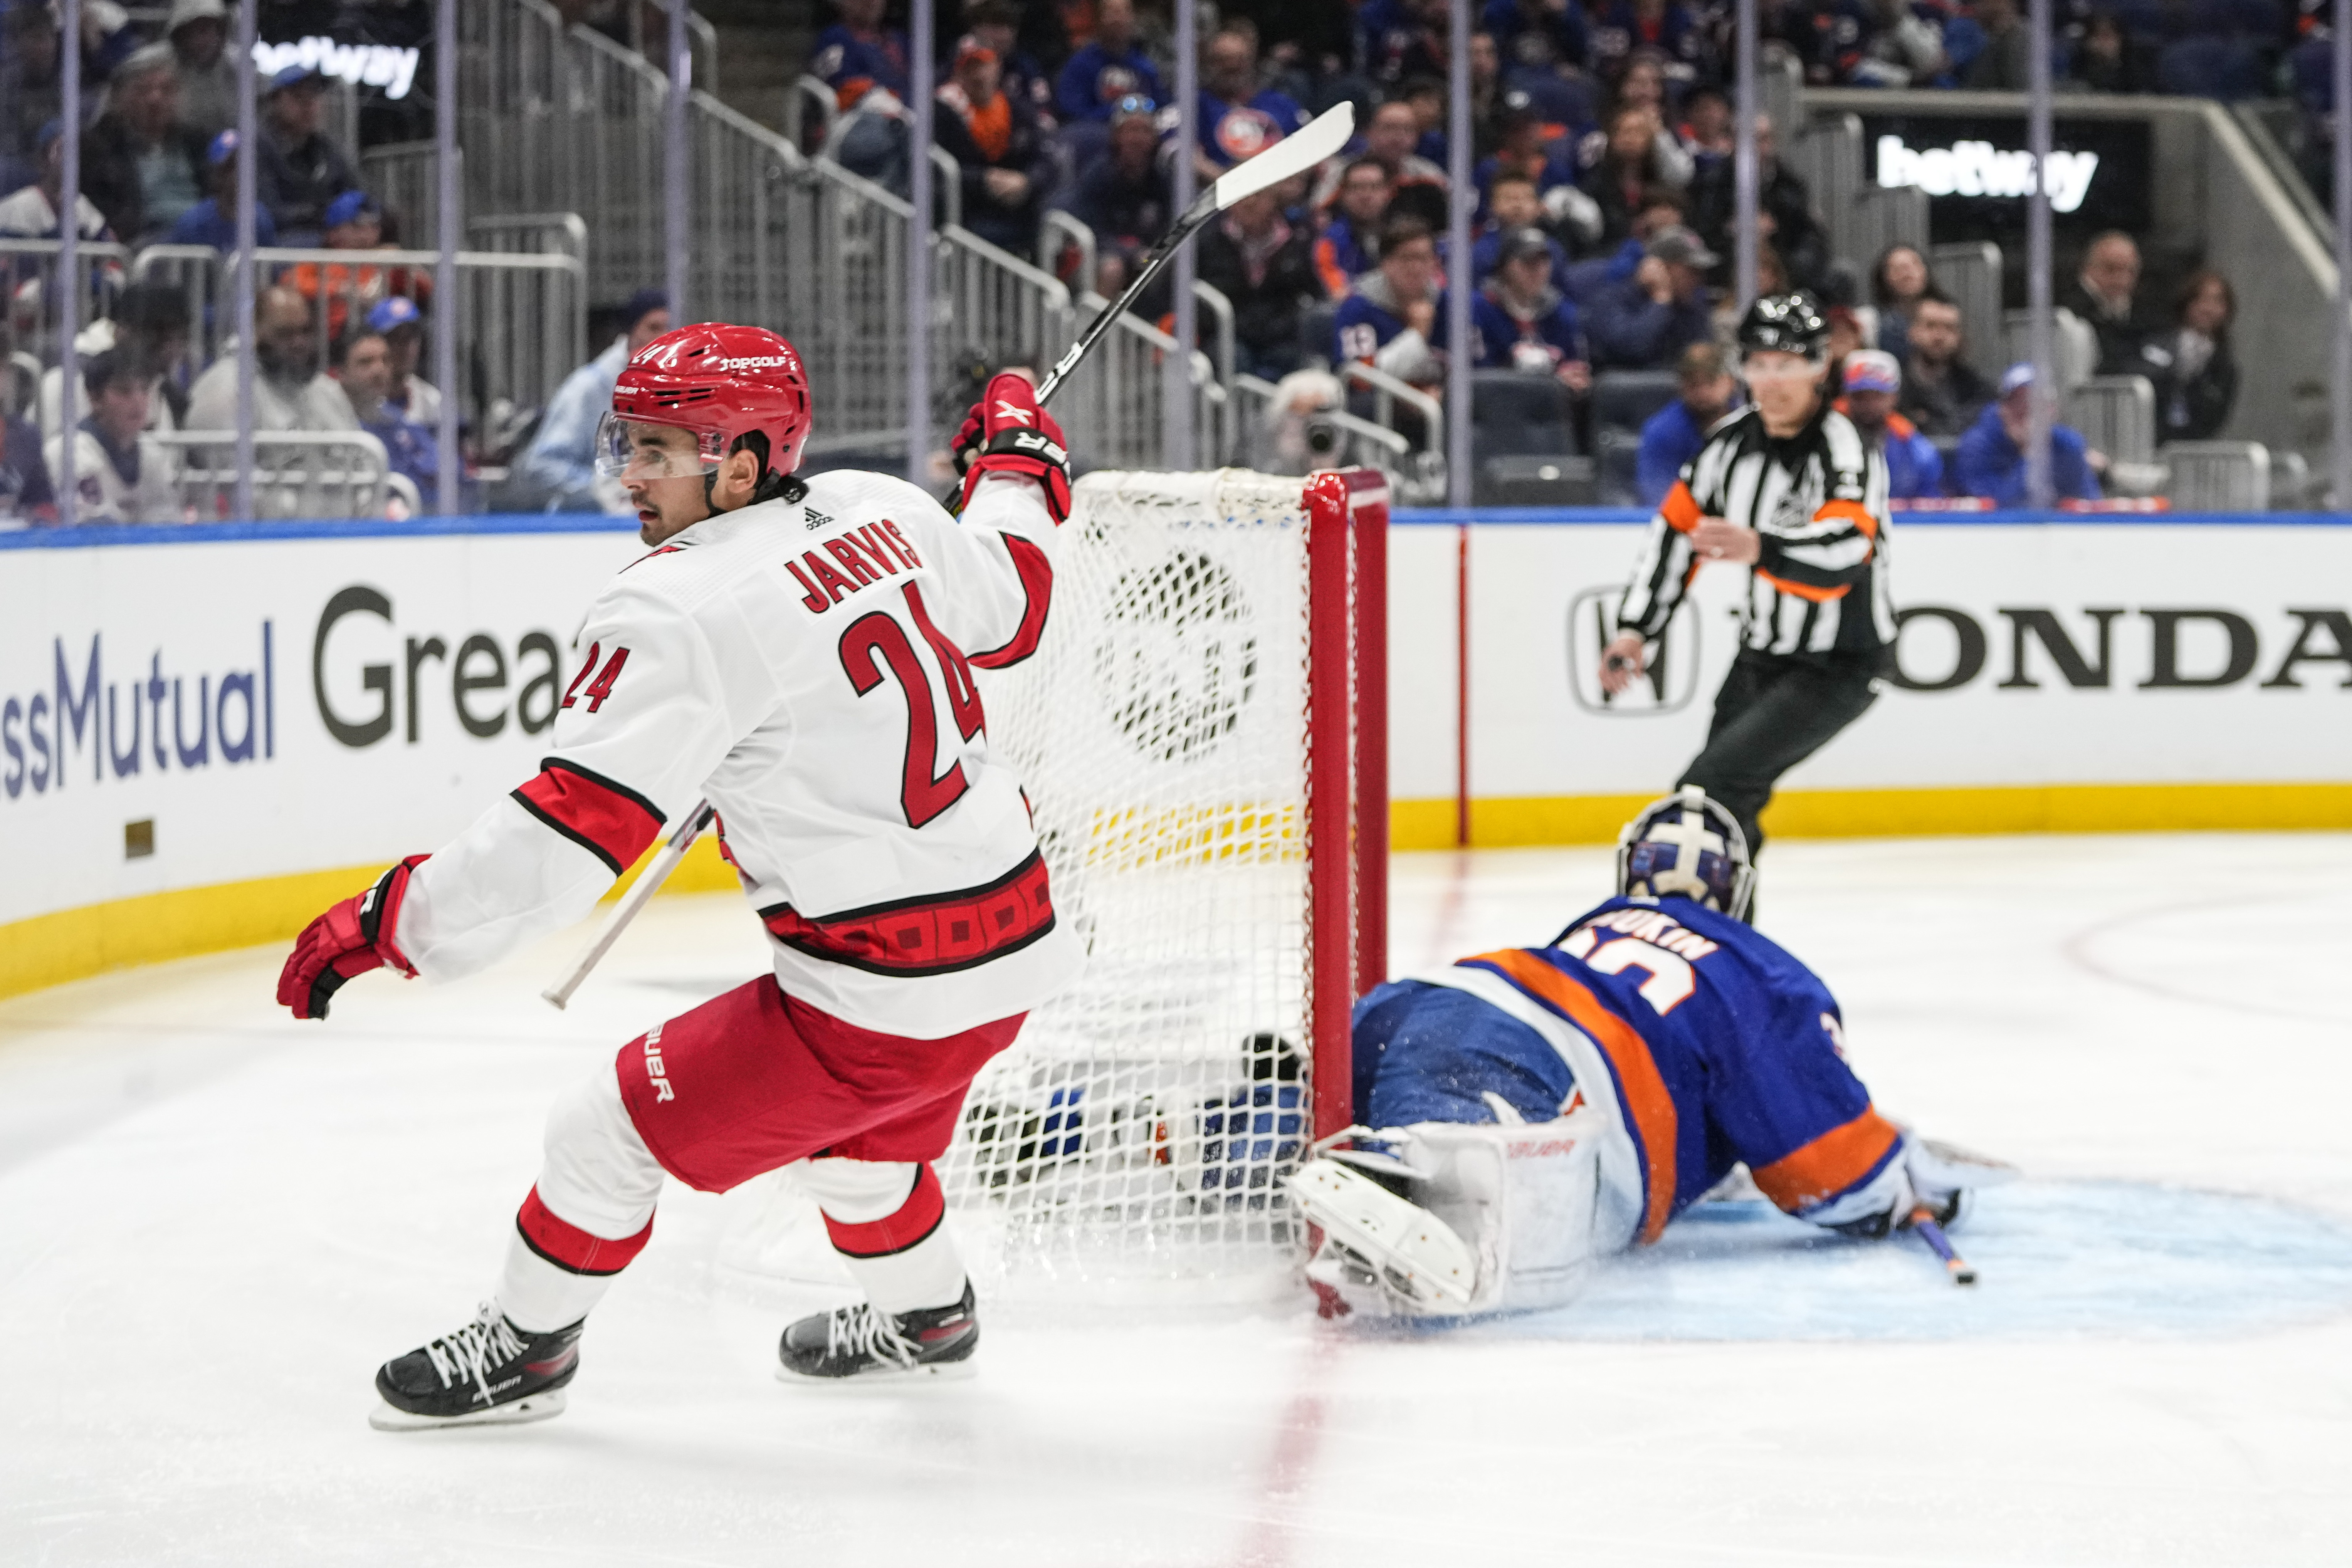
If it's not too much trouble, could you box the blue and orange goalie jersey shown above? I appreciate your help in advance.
[1354,895,1907,1250]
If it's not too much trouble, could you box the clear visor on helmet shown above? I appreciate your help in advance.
[593,413,728,482]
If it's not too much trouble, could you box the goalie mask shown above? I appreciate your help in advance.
[1614,785,1755,921]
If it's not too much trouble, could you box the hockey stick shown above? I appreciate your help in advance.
[1908,1207,1977,1287]
[541,799,716,1010]
[1030,101,1354,408]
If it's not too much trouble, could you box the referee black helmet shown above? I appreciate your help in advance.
[1736,291,1829,361]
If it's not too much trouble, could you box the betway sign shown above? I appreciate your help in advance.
[1875,134,2100,214]
[251,37,421,100]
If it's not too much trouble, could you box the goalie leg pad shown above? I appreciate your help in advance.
[1288,1158,1478,1311]
[1401,1112,1609,1315]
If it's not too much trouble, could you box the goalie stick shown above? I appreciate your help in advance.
[1909,1207,1977,1286]
[542,106,1357,1005]
[542,800,716,1009]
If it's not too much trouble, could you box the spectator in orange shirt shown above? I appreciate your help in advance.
[287,190,428,346]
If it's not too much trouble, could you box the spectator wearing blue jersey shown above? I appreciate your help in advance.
[1473,111,1581,214]
[1470,229,1592,395]
[1635,341,1738,509]
[1055,0,1162,123]
[1067,97,1173,299]
[1590,0,1712,82]
[810,0,910,111]
[1484,0,1590,70]
[338,327,446,507]
[1953,364,2104,506]
[1312,159,1390,299]
[1361,0,1450,86]
[1838,350,1943,500]
[1587,224,1715,369]
[517,289,671,514]
[1195,27,1310,177]
[166,130,279,250]
[1469,175,1573,294]
[1333,216,1446,389]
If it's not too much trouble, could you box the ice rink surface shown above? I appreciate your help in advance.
[6,834,2352,1566]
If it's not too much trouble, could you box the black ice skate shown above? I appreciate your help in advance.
[776,1282,979,1381]
[370,1303,583,1430]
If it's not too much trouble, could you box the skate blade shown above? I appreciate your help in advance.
[774,1358,977,1387]
[368,1388,568,1431]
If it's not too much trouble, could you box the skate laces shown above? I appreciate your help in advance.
[423,1303,529,1402]
[825,1303,919,1368]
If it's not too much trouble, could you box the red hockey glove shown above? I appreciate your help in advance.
[277,855,428,1021]
[954,372,1072,523]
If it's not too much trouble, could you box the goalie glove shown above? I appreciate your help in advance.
[953,372,1072,523]
[276,855,427,1021]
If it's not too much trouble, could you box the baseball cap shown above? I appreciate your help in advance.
[1646,225,1720,269]
[1843,349,1902,393]
[1999,362,2036,396]
[368,295,422,334]
[167,0,229,32]
[206,128,240,166]
[323,189,380,231]
[953,35,997,65]
[1498,227,1554,267]
[267,63,325,94]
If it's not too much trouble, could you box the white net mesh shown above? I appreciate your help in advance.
[941,469,1326,1301]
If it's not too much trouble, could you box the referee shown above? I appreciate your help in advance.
[1598,292,1894,884]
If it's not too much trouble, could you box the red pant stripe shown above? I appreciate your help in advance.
[516,1185,654,1276]
[822,1165,946,1258]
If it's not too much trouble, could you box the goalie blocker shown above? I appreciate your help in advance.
[1289,787,2004,1319]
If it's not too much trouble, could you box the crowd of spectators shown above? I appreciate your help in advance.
[804,0,2249,505]
[0,0,2284,524]
[0,0,539,523]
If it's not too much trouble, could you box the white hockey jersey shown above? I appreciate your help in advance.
[392,468,1081,1039]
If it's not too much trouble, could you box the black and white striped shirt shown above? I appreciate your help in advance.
[1618,401,1895,656]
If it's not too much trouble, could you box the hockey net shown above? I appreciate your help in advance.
[937,467,1389,1300]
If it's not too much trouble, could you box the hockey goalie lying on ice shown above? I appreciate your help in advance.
[1287,786,1985,1320]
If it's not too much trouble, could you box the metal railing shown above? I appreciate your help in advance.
[1338,361,1446,502]
[1230,372,1413,478]
[468,213,590,265]
[791,74,841,154]
[1193,279,1237,393]
[158,430,390,520]
[1930,241,2006,382]
[129,245,587,420]
[1039,209,1096,294]
[622,0,723,103]
[0,239,130,361]
[359,140,450,248]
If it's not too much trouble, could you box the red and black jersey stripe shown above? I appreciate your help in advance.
[511,759,667,876]
[760,848,1055,977]
[966,534,1053,670]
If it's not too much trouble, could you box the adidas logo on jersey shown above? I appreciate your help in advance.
[804,507,834,532]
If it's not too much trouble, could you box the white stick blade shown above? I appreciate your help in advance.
[1211,101,1354,209]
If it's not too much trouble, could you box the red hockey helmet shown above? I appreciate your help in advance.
[595,322,812,486]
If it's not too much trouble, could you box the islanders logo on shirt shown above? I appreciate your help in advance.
[1094,63,1142,102]
[1214,105,1283,161]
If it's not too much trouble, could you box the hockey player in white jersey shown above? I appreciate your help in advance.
[276,324,1082,1426]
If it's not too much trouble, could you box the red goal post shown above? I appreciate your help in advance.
[1305,466,1390,1142]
